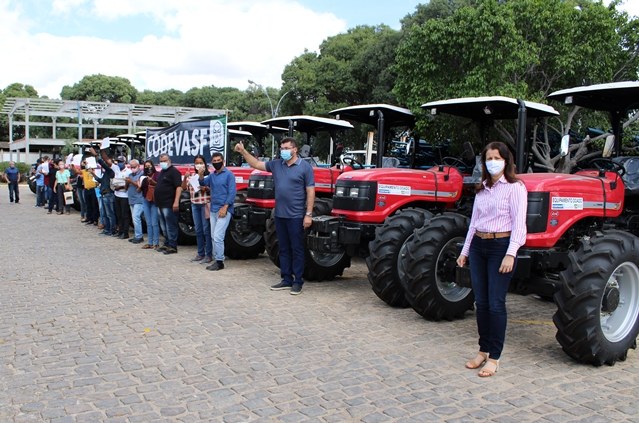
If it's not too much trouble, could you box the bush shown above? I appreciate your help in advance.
[0,161,32,183]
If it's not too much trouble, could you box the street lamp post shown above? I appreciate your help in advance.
[249,79,291,158]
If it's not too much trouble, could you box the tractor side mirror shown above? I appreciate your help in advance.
[559,135,570,157]
[602,135,615,158]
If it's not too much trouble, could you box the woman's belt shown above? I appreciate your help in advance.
[475,231,511,239]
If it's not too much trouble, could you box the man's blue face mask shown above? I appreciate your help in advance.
[280,149,292,161]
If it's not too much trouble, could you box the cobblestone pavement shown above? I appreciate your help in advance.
[1,185,639,422]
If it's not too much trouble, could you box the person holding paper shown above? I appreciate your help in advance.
[199,152,236,271]
[182,155,212,264]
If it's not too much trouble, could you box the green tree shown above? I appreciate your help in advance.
[0,83,41,141]
[60,74,137,103]
[394,0,639,170]
[137,89,184,106]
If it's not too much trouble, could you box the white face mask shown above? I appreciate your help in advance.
[195,164,205,171]
[485,159,505,176]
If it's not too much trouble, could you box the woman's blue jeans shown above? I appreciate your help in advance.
[192,203,212,258]
[469,236,515,360]
[142,199,159,246]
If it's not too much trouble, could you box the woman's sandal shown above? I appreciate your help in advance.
[465,352,489,369]
[478,359,499,377]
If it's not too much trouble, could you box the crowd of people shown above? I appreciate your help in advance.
[28,148,238,270]
[18,137,317,297]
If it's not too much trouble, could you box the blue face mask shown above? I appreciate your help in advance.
[159,162,169,170]
[280,149,292,161]
[118,163,125,170]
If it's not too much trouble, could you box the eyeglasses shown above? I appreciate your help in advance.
[280,147,294,150]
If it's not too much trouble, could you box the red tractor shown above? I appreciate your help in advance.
[400,81,639,366]
[308,100,558,307]
[229,115,355,280]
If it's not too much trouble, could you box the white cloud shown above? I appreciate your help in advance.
[0,0,345,99]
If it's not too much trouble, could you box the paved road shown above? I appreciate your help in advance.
[1,185,638,422]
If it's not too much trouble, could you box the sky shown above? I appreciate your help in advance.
[1,0,637,100]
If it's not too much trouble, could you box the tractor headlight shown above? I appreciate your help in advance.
[349,187,359,197]
[336,186,346,196]
[258,181,265,189]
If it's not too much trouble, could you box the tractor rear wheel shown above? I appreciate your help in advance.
[366,208,433,307]
[264,199,350,281]
[401,213,474,320]
[553,231,639,366]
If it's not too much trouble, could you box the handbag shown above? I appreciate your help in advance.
[63,191,74,205]
[145,183,155,202]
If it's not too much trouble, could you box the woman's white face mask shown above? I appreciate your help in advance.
[486,159,505,176]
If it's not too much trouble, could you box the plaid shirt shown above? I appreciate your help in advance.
[188,183,210,205]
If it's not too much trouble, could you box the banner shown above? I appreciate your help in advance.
[145,115,228,164]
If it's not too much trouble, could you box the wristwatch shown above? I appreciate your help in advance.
[305,212,312,217]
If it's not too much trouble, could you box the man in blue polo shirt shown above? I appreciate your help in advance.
[4,161,21,204]
[234,137,315,295]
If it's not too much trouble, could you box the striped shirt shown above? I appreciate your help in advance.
[460,175,527,258]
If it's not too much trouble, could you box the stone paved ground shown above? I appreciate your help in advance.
[1,185,638,422]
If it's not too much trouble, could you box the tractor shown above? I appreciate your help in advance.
[400,81,639,366]
[308,99,557,308]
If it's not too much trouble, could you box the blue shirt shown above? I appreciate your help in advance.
[265,158,315,218]
[35,165,45,187]
[127,170,145,205]
[4,167,19,183]
[201,167,236,214]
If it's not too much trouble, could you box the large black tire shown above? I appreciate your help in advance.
[264,198,351,281]
[401,213,474,321]
[553,231,639,366]
[366,208,433,307]
[225,217,265,259]
[177,193,196,245]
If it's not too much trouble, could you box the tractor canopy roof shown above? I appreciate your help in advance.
[329,104,415,127]
[261,115,353,134]
[421,96,559,120]
[547,81,639,113]
[227,121,287,138]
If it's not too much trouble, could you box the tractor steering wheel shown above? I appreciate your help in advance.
[441,156,467,168]
[342,156,364,169]
[588,158,626,178]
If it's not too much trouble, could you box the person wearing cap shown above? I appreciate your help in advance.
[113,155,132,239]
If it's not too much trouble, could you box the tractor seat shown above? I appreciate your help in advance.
[382,157,400,168]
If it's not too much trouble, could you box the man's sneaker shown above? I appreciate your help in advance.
[130,237,144,244]
[163,247,178,255]
[206,261,224,271]
[290,283,303,295]
[200,256,213,264]
[156,245,169,252]
[270,281,293,291]
[191,255,205,262]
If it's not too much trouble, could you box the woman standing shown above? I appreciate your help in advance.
[456,141,527,377]
[140,160,160,250]
[181,155,213,264]
[54,160,72,215]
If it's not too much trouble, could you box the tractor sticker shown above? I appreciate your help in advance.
[552,197,583,210]
[378,184,411,196]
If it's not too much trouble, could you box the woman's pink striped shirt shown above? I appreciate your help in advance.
[460,175,527,258]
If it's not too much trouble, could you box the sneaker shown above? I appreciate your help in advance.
[200,256,213,264]
[163,247,178,255]
[191,255,205,262]
[156,245,169,252]
[290,283,303,295]
[206,261,224,271]
[130,237,144,244]
[270,281,293,291]
[111,232,120,237]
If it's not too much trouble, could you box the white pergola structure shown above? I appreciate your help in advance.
[1,97,226,162]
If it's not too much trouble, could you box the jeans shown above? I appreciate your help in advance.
[36,185,44,206]
[468,236,515,360]
[56,183,70,213]
[85,189,99,223]
[130,203,144,240]
[47,186,58,212]
[8,181,19,203]
[101,192,117,234]
[115,196,131,235]
[192,203,212,258]
[142,199,159,246]
[210,210,231,262]
[158,207,178,248]
[77,187,86,218]
[274,217,305,285]
[45,185,52,207]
